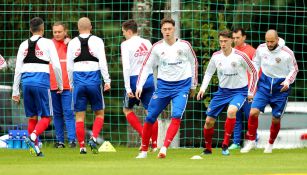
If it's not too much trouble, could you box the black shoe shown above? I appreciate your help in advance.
[202,149,212,155]
[36,152,44,157]
[69,141,77,148]
[80,148,87,154]
[54,142,65,148]
[88,138,98,154]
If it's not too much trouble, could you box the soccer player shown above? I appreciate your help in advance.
[228,28,256,150]
[50,22,76,148]
[67,17,111,154]
[197,30,257,156]
[121,20,158,151]
[241,29,298,154]
[135,18,198,159]
[12,17,63,156]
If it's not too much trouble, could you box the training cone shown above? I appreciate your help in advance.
[98,141,116,152]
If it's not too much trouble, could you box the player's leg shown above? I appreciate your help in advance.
[51,90,65,148]
[73,85,88,154]
[229,109,243,150]
[61,90,76,148]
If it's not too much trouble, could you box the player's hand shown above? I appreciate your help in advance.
[127,92,135,98]
[135,89,142,100]
[104,83,111,91]
[12,95,20,104]
[247,95,254,103]
[189,89,196,98]
[196,90,205,101]
[280,81,289,92]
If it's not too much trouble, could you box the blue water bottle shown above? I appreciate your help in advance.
[21,132,28,149]
[14,132,21,149]
[7,132,14,149]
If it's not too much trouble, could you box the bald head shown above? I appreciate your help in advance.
[265,29,279,51]
[78,17,92,33]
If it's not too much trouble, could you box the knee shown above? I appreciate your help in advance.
[227,107,237,118]
[205,118,215,128]
[249,108,260,118]
[272,117,280,124]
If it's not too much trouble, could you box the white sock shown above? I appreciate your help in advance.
[30,133,37,142]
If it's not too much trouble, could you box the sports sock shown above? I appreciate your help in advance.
[247,115,258,140]
[76,121,85,148]
[33,117,51,136]
[204,127,214,151]
[126,112,143,137]
[151,120,158,148]
[163,118,181,148]
[269,121,280,144]
[222,117,236,146]
[141,122,153,151]
[92,117,104,139]
[28,118,38,136]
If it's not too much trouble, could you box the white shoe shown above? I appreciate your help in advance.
[264,144,273,153]
[136,151,147,159]
[158,146,167,158]
[240,140,256,153]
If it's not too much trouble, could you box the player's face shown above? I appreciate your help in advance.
[122,27,129,40]
[219,36,233,52]
[53,25,66,41]
[232,31,246,47]
[265,35,278,51]
[161,23,175,40]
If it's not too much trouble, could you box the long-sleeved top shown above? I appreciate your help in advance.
[137,39,198,91]
[200,48,258,96]
[121,36,153,93]
[66,34,111,87]
[12,35,63,96]
[49,39,70,90]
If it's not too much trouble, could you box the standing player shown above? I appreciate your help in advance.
[50,22,76,148]
[197,30,257,156]
[228,28,256,150]
[121,20,158,151]
[241,29,298,154]
[12,17,63,156]
[67,17,111,154]
[135,18,198,159]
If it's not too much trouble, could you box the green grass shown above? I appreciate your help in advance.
[1,146,307,175]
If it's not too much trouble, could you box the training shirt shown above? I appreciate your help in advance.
[49,39,70,90]
[253,38,298,85]
[12,35,63,96]
[121,36,153,93]
[200,48,258,96]
[137,39,198,90]
[67,34,111,87]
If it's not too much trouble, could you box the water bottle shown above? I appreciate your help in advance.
[7,132,14,149]
[21,132,28,149]
[14,132,21,149]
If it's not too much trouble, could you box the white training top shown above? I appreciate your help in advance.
[137,39,198,90]
[200,48,258,96]
[67,34,111,87]
[121,36,152,93]
[12,35,63,96]
[253,38,298,84]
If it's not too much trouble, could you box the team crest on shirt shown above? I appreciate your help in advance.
[275,57,281,63]
[231,62,237,67]
[177,49,183,56]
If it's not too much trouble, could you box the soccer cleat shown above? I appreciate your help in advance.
[136,151,147,159]
[25,137,40,156]
[228,143,241,150]
[69,141,77,148]
[221,144,230,156]
[201,149,212,155]
[36,152,44,157]
[157,146,167,159]
[240,140,256,153]
[88,138,99,154]
[54,142,65,148]
[80,147,87,154]
[264,144,273,154]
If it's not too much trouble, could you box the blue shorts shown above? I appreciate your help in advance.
[206,87,248,118]
[22,85,52,117]
[251,86,288,118]
[123,86,155,110]
[73,84,104,112]
[145,91,189,123]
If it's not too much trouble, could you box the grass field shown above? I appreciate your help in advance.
[1,146,307,175]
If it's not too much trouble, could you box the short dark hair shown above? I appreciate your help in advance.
[161,18,175,27]
[53,21,67,30]
[122,20,138,34]
[218,30,232,38]
[30,17,44,33]
[233,28,246,36]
